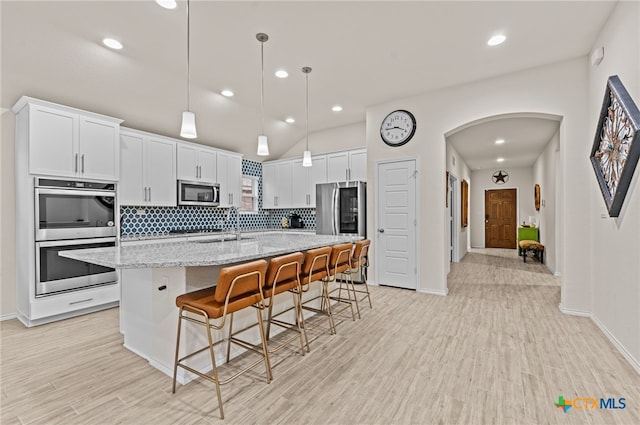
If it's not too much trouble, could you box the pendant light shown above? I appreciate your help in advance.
[180,0,197,139]
[302,66,312,167]
[256,33,269,156]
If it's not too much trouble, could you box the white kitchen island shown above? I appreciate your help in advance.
[60,232,361,383]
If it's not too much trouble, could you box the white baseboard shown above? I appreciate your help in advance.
[558,303,591,317]
[0,312,17,321]
[417,287,448,296]
[554,271,562,277]
[591,314,640,375]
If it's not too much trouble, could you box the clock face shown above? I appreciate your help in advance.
[380,110,416,146]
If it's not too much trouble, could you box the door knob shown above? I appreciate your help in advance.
[378,228,384,233]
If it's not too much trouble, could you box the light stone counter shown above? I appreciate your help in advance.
[60,231,362,384]
[61,232,359,269]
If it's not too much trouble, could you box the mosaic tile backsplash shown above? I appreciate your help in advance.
[120,159,317,236]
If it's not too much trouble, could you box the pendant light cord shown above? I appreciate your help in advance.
[305,72,309,150]
[186,0,191,111]
[260,40,265,135]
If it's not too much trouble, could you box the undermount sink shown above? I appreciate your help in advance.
[190,235,255,243]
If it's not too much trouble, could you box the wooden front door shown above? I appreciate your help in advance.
[485,189,517,248]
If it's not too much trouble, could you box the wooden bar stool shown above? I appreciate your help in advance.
[299,246,334,334]
[325,243,357,323]
[347,239,372,316]
[263,252,309,356]
[171,259,271,420]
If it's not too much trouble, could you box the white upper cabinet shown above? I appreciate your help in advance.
[348,148,367,181]
[261,160,292,209]
[309,155,327,207]
[276,161,293,208]
[119,129,176,206]
[177,144,217,184]
[327,148,367,182]
[12,97,122,181]
[291,155,327,208]
[217,152,242,207]
[262,162,277,209]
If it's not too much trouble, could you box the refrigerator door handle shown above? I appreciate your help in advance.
[332,187,340,235]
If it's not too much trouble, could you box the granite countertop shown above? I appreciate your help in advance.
[60,232,362,269]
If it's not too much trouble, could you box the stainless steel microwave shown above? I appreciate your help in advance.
[177,180,220,207]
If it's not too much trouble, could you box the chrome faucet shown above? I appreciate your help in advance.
[225,206,240,240]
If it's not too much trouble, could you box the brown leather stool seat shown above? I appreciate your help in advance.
[172,259,271,420]
[262,252,309,357]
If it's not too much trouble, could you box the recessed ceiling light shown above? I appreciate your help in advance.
[488,34,506,46]
[221,89,234,97]
[275,70,288,78]
[495,139,505,145]
[102,38,123,50]
[332,105,343,112]
[496,157,505,162]
[285,117,295,124]
[156,0,177,9]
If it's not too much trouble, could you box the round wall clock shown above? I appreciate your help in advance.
[380,109,416,147]
[492,170,509,184]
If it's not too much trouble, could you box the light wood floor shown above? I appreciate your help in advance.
[2,249,639,424]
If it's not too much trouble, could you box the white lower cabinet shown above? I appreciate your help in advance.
[120,129,176,206]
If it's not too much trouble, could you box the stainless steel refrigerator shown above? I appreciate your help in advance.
[316,181,366,237]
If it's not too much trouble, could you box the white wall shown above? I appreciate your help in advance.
[1,110,16,318]
[279,122,365,159]
[445,142,471,267]
[366,57,590,309]
[469,167,534,248]
[533,131,558,274]
[588,1,640,372]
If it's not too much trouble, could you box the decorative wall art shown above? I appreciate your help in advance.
[590,75,640,217]
[461,179,469,228]
[446,171,449,208]
[492,170,509,185]
[534,184,541,211]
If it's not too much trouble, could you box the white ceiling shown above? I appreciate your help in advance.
[1,1,615,161]
[447,116,561,170]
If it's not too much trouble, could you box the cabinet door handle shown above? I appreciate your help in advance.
[69,298,93,305]
[148,187,151,202]
[198,165,202,178]
[230,193,233,205]
[144,187,148,202]
[81,154,85,173]
[75,153,78,172]
[346,169,348,181]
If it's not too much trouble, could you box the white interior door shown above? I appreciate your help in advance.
[376,159,417,289]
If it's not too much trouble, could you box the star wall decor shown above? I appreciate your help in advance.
[492,170,509,184]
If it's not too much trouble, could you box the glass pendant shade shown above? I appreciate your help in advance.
[180,111,197,139]
[303,150,312,167]
[257,135,269,156]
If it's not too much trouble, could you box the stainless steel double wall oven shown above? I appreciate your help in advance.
[34,178,117,297]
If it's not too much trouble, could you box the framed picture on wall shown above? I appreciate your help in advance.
[461,179,469,228]
[446,172,449,208]
[534,184,541,211]
[590,75,640,217]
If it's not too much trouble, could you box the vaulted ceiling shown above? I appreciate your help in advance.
[1,1,616,161]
